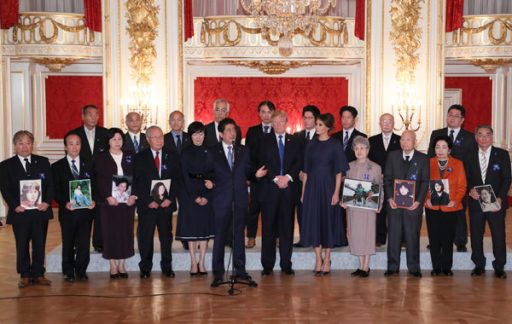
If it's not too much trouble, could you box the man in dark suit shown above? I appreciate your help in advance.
[293,105,320,247]
[333,105,368,162]
[384,130,429,278]
[204,98,242,147]
[466,125,511,278]
[427,104,477,252]
[244,100,275,249]
[368,113,401,246]
[209,118,266,287]
[0,131,54,288]
[70,104,109,252]
[164,110,191,155]
[122,112,148,154]
[52,132,95,282]
[257,111,302,275]
[133,126,180,279]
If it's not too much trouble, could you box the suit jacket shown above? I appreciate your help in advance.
[333,128,368,162]
[207,143,253,213]
[204,121,242,148]
[368,133,401,171]
[93,151,135,203]
[426,156,467,212]
[0,155,54,224]
[52,157,94,221]
[256,134,303,204]
[465,146,511,210]
[163,131,191,156]
[384,150,430,205]
[427,128,477,160]
[133,148,180,214]
[70,125,110,162]
[246,124,274,163]
[122,132,149,154]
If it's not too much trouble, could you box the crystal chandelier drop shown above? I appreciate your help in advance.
[240,0,337,56]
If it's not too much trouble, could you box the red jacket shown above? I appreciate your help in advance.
[425,156,467,212]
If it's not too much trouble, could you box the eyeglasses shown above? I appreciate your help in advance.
[447,114,462,119]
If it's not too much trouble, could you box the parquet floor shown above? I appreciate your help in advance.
[0,211,511,323]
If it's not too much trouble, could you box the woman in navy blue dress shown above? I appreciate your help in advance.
[176,122,215,275]
[301,113,349,275]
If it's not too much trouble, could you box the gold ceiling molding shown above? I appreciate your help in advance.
[125,0,159,85]
[227,60,311,74]
[470,58,512,73]
[32,57,78,72]
[389,0,423,84]
[201,17,348,48]
[451,17,512,46]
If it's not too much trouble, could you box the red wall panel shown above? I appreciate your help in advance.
[45,76,103,139]
[194,77,349,137]
[445,77,492,133]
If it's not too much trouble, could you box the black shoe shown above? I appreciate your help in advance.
[164,270,176,278]
[442,270,454,276]
[314,271,323,277]
[351,269,363,277]
[261,269,273,276]
[471,267,485,276]
[359,270,369,278]
[409,271,422,278]
[293,242,303,248]
[211,278,223,287]
[119,272,128,279]
[431,269,442,276]
[110,272,120,279]
[190,271,199,276]
[76,273,88,281]
[64,275,75,282]
[384,270,399,277]
[494,269,507,279]
[282,268,295,275]
[140,271,151,279]
[456,245,467,252]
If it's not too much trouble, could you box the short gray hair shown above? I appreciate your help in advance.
[352,135,370,150]
[213,98,230,112]
[146,126,163,138]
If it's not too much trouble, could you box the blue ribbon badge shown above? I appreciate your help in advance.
[492,164,500,172]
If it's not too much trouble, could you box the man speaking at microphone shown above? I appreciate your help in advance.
[208,118,266,287]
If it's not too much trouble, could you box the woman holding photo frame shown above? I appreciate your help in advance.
[341,136,382,278]
[425,135,467,276]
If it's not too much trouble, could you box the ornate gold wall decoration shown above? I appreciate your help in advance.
[389,0,423,84]
[32,57,78,72]
[450,17,512,46]
[125,0,159,85]
[470,58,512,73]
[228,60,310,74]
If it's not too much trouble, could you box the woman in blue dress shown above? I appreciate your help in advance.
[301,113,349,275]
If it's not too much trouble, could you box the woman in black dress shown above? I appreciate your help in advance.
[176,122,214,275]
[301,113,349,275]
[93,128,137,279]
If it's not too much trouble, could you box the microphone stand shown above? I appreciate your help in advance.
[217,140,258,295]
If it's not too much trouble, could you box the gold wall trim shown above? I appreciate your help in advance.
[227,60,311,74]
[178,0,183,112]
[164,0,169,120]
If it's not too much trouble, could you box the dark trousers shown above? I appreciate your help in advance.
[426,209,457,271]
[212,205,247,279]
[246,184,261,238]
[260,194,294,271]
[453,197,468,246]
[376,207,388,244]
[92,208,103,249]
[137,208,173,273]
[469,203,506,270]
[387,207,423,272]
[12,216,48,278]
[60,214,92,276]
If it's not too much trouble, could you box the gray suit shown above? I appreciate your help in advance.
[384,150,429,272]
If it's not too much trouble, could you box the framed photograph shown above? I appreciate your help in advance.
[393,179,416,209]
[112,175,132,203]
[342,178,382,211]
[429,179,450,206]
[69,179,92,209]
[474,185,501,212]
[150,179,171,204]
[19,179,42,210]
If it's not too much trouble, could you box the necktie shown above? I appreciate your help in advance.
[264,126,269,134]
[306,131,311,140]
[449,129,455,143]
[155,151,160,174]
[133,136,139,153]
[343,131,349,150]
[176,134,182,153]
[480,151,488,183]
[227,145,233,170]
[71,160,80,179]
[24,158,31,175]
[384,135,390,150]
[278,135,285,175]
[405,155,410,162]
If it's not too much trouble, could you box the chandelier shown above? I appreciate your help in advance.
[239,0,337,56]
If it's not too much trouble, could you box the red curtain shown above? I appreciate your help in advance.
[84,0,102,32]
[194,77,349,137]
[354,0,365,41]
[0,0,19,29]
[45,76,104,139]
[184,0,194,41]
[445,77,492,133]
[446,0,464,32]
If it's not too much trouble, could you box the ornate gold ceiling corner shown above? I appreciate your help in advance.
[125,0,160,86]
[32,57,78,72]
[389,0,423,84]
[470,58,512,73]
[227,60,311,75]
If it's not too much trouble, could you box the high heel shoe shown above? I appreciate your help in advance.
[110,272,120,279]
[119,272,128,279]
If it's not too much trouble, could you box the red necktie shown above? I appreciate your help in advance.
[154,151,160,171]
